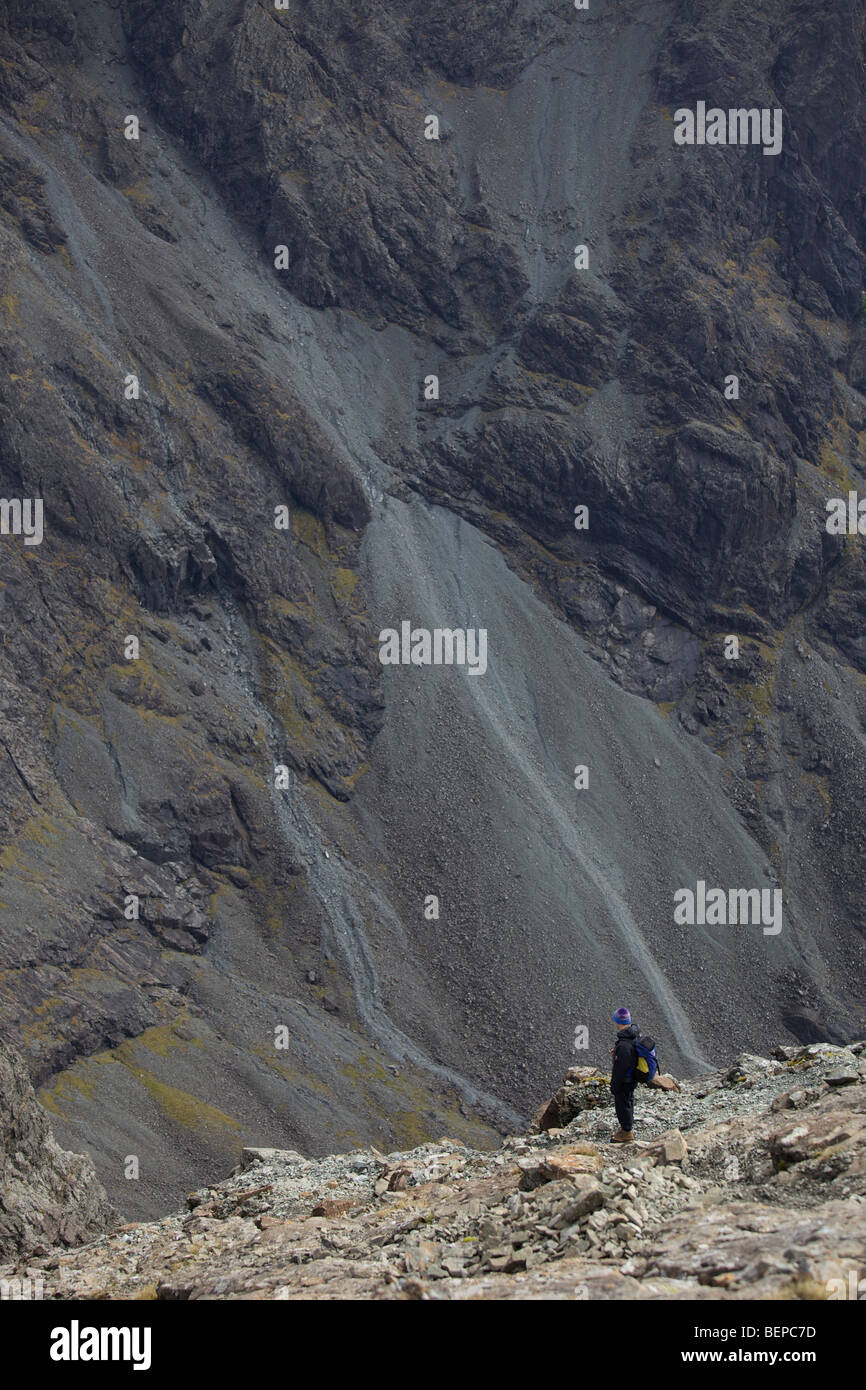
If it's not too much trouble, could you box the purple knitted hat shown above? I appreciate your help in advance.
[612,1006,631,1025]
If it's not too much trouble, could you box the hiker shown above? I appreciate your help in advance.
[610,1006,640,1143]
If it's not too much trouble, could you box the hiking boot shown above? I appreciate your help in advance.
[611,1129,635,1144]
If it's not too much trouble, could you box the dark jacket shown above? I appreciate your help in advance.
[610,1025,640,1091]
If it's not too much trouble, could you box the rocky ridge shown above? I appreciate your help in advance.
[4,1041,865,1300]
[0,1037,114,1261]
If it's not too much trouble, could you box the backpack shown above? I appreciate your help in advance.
[628,1035,659,1084]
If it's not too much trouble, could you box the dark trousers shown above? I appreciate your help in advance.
[612,1083,635,1131]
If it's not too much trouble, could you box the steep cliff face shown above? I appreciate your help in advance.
[0,1037,114,1258]
[0,0,865,1220]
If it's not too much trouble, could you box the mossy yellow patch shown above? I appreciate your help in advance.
[293,508,327,557]
[0,292,21,324]
[256,634,332,757]
[125,1022,205,1060]
[38,1068,100,1115]
[330,566,359,605]
[339,1052,389,1085]
[341,761,370,793]
[119,180,151,206]
[250,1046,334,1098]
[388,1108,435,1150]
[133,1071,242,1134]
[0,814,62,869]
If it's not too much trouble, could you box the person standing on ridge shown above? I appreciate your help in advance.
[610,1006,640,1143]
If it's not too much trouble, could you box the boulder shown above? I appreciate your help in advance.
[825,1069,860,1087]
[241,1148,306,1168]
[725,1053,779,1084]
[650,1073,681,1092]
[532,1070,611,1131]
[310,1198,356,1218]
[769,1111,866,1166]
[557,1175,606,1224]
[564,1066,609,1085]
[517,1142,603,1189]
[647,1129,688,1165]
[770,1087,812,1112]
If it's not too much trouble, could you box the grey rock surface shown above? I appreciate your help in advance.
[0,1036,114,1259]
